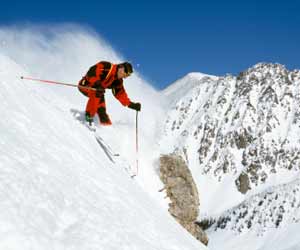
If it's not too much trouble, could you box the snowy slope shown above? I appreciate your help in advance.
[161,64,300,250]
[0,26,207,250]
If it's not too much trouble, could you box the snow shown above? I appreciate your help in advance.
[162,72,218,107]
[0,25,206,250]
[207,223,300,250]
[2,24,300,250]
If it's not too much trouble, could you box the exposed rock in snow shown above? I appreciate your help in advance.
[160,154,208,245]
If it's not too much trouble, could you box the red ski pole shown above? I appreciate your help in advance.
[20,76,96,91]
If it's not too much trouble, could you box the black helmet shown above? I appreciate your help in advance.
[121,62,133,75]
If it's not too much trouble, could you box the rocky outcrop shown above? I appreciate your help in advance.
[160,154,208,245]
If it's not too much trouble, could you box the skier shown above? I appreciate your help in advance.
[78,61,141,126]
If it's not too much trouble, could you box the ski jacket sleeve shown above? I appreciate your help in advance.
[111,80,131,106]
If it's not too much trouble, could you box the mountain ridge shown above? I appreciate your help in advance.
[160,62,300,250]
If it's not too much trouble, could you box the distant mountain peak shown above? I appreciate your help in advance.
[162,72,218,107]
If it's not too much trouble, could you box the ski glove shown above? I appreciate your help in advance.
[128,102,141,112]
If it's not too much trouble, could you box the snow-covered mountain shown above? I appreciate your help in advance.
[0,26,207,250]
[160,63,300,250]
[163,72,218,107]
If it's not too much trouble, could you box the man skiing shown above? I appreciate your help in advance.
[78,61,141,126]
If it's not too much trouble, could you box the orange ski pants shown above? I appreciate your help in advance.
[79,87,106,117]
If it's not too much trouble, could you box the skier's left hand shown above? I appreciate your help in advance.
[128,102,141,112]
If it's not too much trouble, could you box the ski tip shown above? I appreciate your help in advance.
[131,174,137,179]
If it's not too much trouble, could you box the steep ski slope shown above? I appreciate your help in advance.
[0,24,166,202]
[0,29,207,250]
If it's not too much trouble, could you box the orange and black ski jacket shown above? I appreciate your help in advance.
[80,61,131,106]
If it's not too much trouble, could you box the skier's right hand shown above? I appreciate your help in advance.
[128,102,141,112]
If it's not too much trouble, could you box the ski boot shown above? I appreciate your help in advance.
[98,107,112,126]
[85,112,94,126]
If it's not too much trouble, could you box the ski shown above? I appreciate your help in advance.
[71,109,120,161]
[71,109,96,131]
[71,109,135,177]
[94,134,120,157]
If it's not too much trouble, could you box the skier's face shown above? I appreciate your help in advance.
[117,67,130,79]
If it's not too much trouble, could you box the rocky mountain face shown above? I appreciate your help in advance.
[160,63,300,237]
[213,178,300,234]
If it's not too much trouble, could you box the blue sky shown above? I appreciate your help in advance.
[1,0,300,89]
